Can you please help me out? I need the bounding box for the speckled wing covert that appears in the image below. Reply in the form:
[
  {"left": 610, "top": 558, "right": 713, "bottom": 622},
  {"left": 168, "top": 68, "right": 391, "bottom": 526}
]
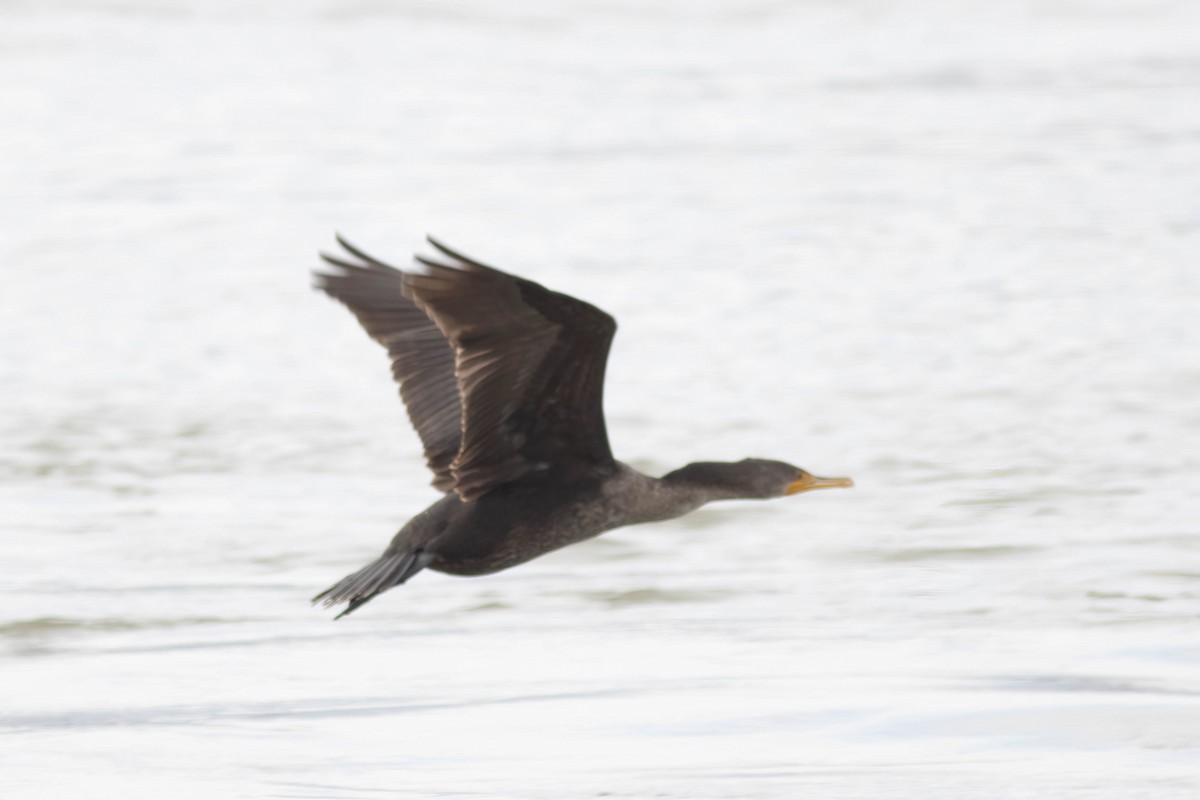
[{"left": 315, "top": 235, "right": 618, "bottom": 502}]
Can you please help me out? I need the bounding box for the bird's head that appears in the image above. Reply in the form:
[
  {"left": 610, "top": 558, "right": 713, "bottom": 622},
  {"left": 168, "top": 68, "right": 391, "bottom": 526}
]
[
  {"left": 748, "top": 458, "right": 854, "bottom": 498},
  {"left": 666, "top": 458, "right": 853, "bottom": 500}
]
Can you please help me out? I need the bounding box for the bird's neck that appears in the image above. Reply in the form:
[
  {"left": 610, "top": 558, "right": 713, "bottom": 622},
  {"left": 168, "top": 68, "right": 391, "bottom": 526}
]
[{"left": 610, "top": 462, "right": 755, "bottom": 528}]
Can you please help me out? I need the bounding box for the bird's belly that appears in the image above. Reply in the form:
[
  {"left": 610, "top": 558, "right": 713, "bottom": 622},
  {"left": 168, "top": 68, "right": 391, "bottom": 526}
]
[
  {"left": 426, "top": 558, "right": 511, "bottom": 577},
  {"left": 427, "top": 501, "right": 614, "bottom": 577}
]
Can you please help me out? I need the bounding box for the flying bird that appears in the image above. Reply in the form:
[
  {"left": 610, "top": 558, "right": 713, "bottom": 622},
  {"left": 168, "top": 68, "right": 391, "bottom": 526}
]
[{"left": 313, "top": 235, "right": 852, "bottom": 617}]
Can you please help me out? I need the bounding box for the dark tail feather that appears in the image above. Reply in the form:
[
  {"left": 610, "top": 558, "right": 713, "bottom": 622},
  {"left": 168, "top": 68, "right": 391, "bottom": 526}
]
[{"left": 312, "top": 549, "right": 433, "bottom": 619}]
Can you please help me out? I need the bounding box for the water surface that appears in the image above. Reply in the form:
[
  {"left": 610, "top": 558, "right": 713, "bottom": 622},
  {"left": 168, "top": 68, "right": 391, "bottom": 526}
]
[{"left": 2, "top": 1, "right": 1199, "bottom": 797}]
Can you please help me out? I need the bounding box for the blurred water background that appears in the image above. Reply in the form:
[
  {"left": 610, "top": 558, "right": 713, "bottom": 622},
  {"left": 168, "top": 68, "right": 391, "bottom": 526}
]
[{"left": 2, "top": 1, "right": 1199, "bottom": 797}]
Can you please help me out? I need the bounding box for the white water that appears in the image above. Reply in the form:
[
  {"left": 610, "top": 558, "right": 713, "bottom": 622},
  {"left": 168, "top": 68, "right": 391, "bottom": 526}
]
[{"left": 3, "top": 1, "right": 1199, "bottom": 797}]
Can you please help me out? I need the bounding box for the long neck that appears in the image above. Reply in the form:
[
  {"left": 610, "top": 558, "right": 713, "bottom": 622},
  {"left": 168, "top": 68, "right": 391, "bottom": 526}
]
[{"left": 616, "top": 462, "right": 756, "bottom": 527}]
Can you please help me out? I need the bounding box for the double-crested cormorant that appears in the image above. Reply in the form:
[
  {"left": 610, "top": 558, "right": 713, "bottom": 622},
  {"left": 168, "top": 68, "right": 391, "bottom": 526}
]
[{"left": 313, "top": 235, "right": 852, "bottom": 617}]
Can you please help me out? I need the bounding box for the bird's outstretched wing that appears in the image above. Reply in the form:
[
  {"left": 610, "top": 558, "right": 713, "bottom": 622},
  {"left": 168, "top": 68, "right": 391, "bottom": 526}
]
[
  {"left": 316, "top": 235, "right": 618, "bottom": 502},
  {"left": 316, "top": 236, "right": 461, "bottom": 492},
  {"left": 405, "top": 236, "right": 618, "bottom": 500}
]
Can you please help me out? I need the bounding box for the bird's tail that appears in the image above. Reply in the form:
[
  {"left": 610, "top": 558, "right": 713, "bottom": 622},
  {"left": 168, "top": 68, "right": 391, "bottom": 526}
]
[{"left": 312, "top": 549, "right": 433, "bottom": 619}]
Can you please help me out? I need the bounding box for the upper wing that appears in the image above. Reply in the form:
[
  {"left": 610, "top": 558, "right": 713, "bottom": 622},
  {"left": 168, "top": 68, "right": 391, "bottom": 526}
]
[
  {"left": 404, "top": 236, "right": 618, "bottom": 502},
  {"left": 315, "top": 236, "right": 461, "bottom": 492}
]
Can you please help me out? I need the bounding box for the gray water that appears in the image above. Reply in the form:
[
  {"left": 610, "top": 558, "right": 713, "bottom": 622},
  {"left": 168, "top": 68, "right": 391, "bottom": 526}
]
[{"left": 3, "top": 1, "right": 1199, "bottom": 797}]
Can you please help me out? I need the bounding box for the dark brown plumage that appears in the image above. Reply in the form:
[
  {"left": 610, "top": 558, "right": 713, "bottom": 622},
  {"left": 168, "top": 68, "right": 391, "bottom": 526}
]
[{"left": 312, "top": 235, "right": 852, "bottom": 618}]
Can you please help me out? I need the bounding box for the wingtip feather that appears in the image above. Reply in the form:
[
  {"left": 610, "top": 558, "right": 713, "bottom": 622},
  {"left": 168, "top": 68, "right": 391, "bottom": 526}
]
[{"left": 425, "top": 235, "right": 493, "bottom": 271}]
